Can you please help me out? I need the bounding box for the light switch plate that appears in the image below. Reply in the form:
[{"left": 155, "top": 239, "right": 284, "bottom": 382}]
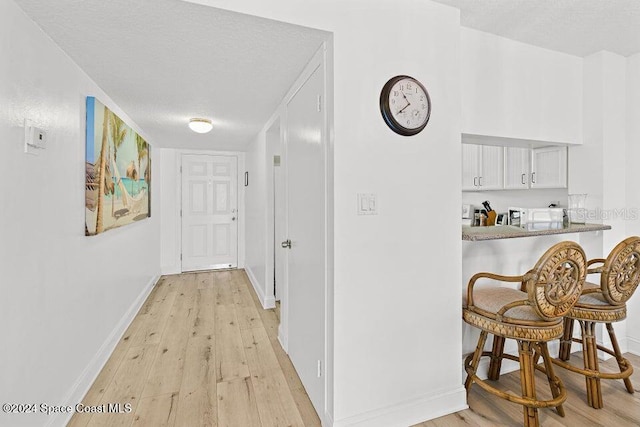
[
  {"left": 24, "top": 118, "right": 46, "bottom": 155},
  {"left": 357, "top": 193, "right": 377, "bottom": 215}
]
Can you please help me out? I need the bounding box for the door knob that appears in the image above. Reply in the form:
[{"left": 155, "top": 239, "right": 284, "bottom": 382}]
[
  {"left": 281, "top": 239, "right": 292, "bottom": 249},
  {"left": 231, "top": 217, "right": 236, "bottom": 221}
]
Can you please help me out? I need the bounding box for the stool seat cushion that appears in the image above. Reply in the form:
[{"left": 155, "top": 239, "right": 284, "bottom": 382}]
[
  {"left": 568, "top": 282, "right": 627, "bottom": 321},
  {"left": 464, "top": 287, "right": 564, "bottom": 341},
  {"left": 472, "top": 287, "right": 542, "bottom": 321}
]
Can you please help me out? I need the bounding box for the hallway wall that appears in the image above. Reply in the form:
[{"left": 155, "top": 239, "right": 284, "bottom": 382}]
[
  {"left": 625, "top": 53, "right": 640, "bottom": 354},
  {"left": 193, "top": 1, "right": 466, "bottom": 426},
  {"left": 0, "top": 2, "right": 161, "bottom": 426}
]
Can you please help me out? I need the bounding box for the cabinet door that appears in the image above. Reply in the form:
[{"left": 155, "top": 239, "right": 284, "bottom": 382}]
[
  {"left": 504, "top": 147, "right": 530, "bottom": 189},
  {"left": 461, "top": 144, "right": 480, "bottom": 191},
  {"left": 478, "top": 145, "right": 504, "bottom": 190},
  {"left": 531, "top": 146, "right": 567, "bottom": 189}
]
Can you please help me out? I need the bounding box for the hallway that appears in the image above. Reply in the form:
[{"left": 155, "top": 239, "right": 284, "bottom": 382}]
[{"left": 68, "top": 270, "right": 320, "bottom": 427}]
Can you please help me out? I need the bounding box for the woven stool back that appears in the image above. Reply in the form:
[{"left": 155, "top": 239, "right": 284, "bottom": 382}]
[
  {"left": 599, "top": 236, "right": 640, "bottom": 305},
  {"left": 524, "top": 242, "right": 587, "bottom": 321}
]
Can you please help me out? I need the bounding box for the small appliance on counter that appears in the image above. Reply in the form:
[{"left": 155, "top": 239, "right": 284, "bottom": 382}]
[
  {"left": 508, "top": 207, "right": 565, "bottom": 230},
  {"left": 462, "top": 204, "right": 473, "bottom": 226}
]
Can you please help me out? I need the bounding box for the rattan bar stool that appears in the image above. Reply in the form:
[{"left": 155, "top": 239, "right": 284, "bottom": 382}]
[
  {"left": 554, "top": 236, "right": 640, "bottom": 409},
  {"left": 463, "top": 241, "right": 587, "bottom": 427}
]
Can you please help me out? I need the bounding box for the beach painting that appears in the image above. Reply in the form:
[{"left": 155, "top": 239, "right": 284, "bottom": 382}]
[{"left": 85, "top": 97, "right": 151, "bottom": 236}]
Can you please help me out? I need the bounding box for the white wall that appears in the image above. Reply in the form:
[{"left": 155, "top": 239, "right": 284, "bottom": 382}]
[
  {"left": 626, "top": 53, "right": 640, "bottom": 354},
  {"left": 461, "top": 28, "right": 583, "bottom": 144},
  {"left": 187, "top": 1, "right": 466, "bottom": 425},
  {"left": 160, "top": 148, "right": 180, "bottom": 273},
  {"left": 0, "top": 2, "right": 161, "bottom": 426},
  {"left": 244, "top": 132, "right": 269, "bottom": 303},
  {"left": 569, "top": 51, "right": 631, "bottom": 355},
  {"left": 244, "top": 117, "right": 281, "bottom": 308}
]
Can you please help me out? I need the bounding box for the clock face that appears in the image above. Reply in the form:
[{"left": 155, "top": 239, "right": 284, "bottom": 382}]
[{"left": 380, "top": 75, "right": 431, "bottom": 136}]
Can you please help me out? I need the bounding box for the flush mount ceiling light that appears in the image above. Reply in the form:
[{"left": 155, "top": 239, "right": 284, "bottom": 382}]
[{"left": 188, "top": 118, "right": 213, "bottom": 134}]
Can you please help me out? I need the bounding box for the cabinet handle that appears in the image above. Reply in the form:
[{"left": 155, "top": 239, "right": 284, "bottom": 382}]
[
  {"left": 521, "top": 173, "right": 526, "bottom": 185},
  {"left": 473, "top": 177, "right": 478, "bottom": 187},
  {"left": 478, "top": 176, "right": 483, "bottom": 186},
  {"left": 531, "top": 172, "right": 536, "bottom": 183}
]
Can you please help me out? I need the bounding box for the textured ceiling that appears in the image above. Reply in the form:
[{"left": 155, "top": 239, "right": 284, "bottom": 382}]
[
  {"left": 432, "top": 0, "right": 640, "bottom": 57},
  {"left": 14, "top": 0, "right": 328, "bottom": 150}
]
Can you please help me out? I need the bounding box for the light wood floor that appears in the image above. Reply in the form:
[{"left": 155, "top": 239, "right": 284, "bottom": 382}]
[
  {"left": 70, "top": 270, "right": 640, "bottom": 426},
  {"left": 68, "top": 270, "right": 320, "bottom": 427},
  {"left": 416, "top": 351, "right": 640, "bottom": 427}
]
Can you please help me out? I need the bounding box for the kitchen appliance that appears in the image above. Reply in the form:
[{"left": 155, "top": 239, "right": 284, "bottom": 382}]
[
  {"left": 568, "top": 194, "right": 587, "bottom": 224},
  {"left": 462, "top": 204, "right": 473, "bottom": 226},
  {"left": 508, "top": 207, "right": 565, "bottom": 230}
]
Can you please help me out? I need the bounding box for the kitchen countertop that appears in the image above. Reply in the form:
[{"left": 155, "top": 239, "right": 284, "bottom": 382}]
[{"left": 462, "top": 223, "right": 611, "bottom": 241}]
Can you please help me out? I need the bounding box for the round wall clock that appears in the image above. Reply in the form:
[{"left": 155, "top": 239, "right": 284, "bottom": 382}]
[{"left": 379, "top": 75, "right": 432, "bottom": 136}]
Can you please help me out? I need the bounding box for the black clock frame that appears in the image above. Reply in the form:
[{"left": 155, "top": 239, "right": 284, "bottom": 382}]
[{"left": 379, "top": 75, "right": 431, "bottom": 136}]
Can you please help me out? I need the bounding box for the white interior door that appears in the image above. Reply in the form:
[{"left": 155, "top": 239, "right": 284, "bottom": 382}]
[
  {"left": 181, "top": 155, "right": 238, "bottom": 271},
  {"left": 284, "top": 63, "right": 325, "bottom": 414}
]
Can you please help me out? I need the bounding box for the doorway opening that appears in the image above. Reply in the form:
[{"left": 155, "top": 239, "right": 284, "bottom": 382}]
[
  {"left": 181, "top": 154, "right": 239, "bottom": 272},
  {"left": 266, "top": 119, "right": 283, "bottom": 319}
]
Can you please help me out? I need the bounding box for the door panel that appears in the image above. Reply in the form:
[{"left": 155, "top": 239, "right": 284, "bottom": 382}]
[
  {"left": 285, "top": 63, "right": 325, "bottom": 414},
  {"left": 182, "top": 155, "right": 238, "bottom": 271}
]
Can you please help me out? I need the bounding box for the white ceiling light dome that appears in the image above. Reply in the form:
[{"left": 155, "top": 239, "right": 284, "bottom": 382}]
[{"left": 189, "top": 118, "right": 213, "bottom": 134}]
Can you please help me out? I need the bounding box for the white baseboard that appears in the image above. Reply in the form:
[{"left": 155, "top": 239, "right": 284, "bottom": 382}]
[
  {"left": 628, "top": 337, "right": 640, "bottom": 355},
  {"left": 323, "top": 410, "right": 334, "bottom": 427},
  {"left": 161, "top": 264, "right": 181, "bottom": 275},
  {"left": 332, "top": 387, "right": 467, "bottom": 427},
  {"left": 244, "top": 266, "right": 275, "bottom": 309},
  {"left": 48, "top": 274, "right": 160, "bottom": 427}
]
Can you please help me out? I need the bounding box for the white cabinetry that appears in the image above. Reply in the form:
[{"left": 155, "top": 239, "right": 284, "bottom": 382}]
[
  {"left": 462, "top": 143, "right": 567, "bottom": 191},
  {"left": 462, "top": 144, "right": 504, "bottom": 191},
  {"left": 504, "top": 147, "right": 530, "bottom": 189},
  {"left": 531, "top": 146, "right": 567, "bottom": 189}
]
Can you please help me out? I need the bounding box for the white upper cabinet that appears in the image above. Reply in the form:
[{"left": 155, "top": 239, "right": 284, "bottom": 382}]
[
  {"left": 462, "top": 143, "right": 567, "bottom": 192},
  {"left": 462, "top": 144, "right": 480, "bottom": 191},
  {"left": 531, "top": 146, "right": 567, "bottom": 189},
  {"left": 504, "top": 147, "right": 530, "bottom": 189},
  {"left": 462, "top": 144, "right": 504, "bottom": 191},
  {"left": 479, "top": 145, "right": 504, "bottom": 190}
]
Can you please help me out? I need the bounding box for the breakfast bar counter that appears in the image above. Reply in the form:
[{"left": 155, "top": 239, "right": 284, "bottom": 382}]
[{"left": 462, "top": 223, "right": 611, "bottom": 241}]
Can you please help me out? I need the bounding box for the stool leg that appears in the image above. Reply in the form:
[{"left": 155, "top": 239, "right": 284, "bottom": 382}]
[
  {"left": 488, "top": 335, "right": 505, "bottom": 381},
  {"left": 518, "top": 340, "right": 539, "bottom": 427},
  {"left": 581, "top": 320, "right": 603, "bottom": 409},
  {"left": 606, "top": 323, "right": 635, "bottom": 394},
  {"left": 559, "top": 318, "right": 574, "bottom": 361},
  {"left": 465, "top": 330, "right": 488, "bottom": 390},
  {"left": 539, "top": 342, "right": 565, "bottom": 417}
]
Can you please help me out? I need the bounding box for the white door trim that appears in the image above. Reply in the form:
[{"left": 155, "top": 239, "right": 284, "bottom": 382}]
[{"left": 177, "top": 150, "right": 245, "bottom": 272}]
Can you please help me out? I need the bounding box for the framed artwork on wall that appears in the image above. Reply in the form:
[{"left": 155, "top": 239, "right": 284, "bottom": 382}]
[{"left": 85, "top": 96, "right": 151, "bottom": 236}]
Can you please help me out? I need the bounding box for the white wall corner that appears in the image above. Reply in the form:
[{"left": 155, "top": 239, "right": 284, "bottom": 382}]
[
  {"left": 628, "top": 337, "right": 640, "bottom": 356},
  {"left": 244, "top": 267, "right": 275, "bottom": 309},
  {"left": 332, "top": 387, "right": 467, "bottom": 427},
  {"left": 47, "top": 275, "right": 160, "bottom": 427}
]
